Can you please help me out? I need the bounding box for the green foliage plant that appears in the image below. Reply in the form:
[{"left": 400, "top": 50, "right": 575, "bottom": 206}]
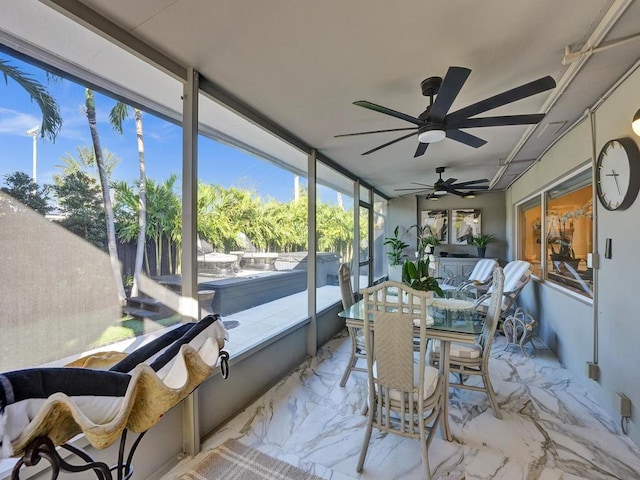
[
  {"left": 471, "top": 233, "right": 496, "bottom": 247},
  {"left": 383, "top": 225, "right": 410, "bottom": 266},
  {"left": 410, "top": 223, "right": 441, "bottom": 258},
  {"left": 1, "top": 171, "right": 51, "bottom": 215},
  {"left": 401, "top": 257, "right": 444, "bottom": 297}
]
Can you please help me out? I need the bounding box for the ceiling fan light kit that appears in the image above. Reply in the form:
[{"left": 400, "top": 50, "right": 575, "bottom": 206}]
[{"left": 418, "top": 126, "right": 446, "bottom": 143}]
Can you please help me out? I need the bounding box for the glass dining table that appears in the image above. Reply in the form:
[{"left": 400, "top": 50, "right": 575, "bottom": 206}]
[{"left": 338, "top": 290, "right": 482, "bottom": 441}]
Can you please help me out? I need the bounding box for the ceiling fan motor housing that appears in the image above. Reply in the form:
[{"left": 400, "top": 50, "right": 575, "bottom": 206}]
[{"left": 421, "top": 76, "right": 443, "bottom": 97}]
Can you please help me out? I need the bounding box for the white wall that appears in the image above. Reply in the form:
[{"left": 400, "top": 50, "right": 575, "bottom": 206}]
[{"left": 509, "top": 64, "right": 640, "bottom": 445}]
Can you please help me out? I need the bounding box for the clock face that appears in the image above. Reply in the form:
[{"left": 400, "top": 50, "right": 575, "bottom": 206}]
[{"left": 596, "top": 138, "right": 640, "bottom": 211}]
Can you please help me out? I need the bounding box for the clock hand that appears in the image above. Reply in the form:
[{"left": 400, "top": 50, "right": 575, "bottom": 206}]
[{"left": 606, "top": 170, "right": 621, "bottom": 194}]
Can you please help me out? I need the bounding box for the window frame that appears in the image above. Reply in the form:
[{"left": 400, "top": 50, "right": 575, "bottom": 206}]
[{"left": 515, "top": 163, "right": 594, "bottom": 302}]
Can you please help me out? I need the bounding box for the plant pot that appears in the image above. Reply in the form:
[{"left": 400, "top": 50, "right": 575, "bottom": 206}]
[
  {"left": 388, "top": 265, "right": 403, "bottom": 282},
  {"left": 476, "top": 247, "right": 486, "bottom": 258}
]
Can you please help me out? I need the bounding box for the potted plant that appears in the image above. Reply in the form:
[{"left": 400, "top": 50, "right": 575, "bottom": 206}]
[
  {"left": 421, "top": 233, "right": 441, "bottom": 255},
  {"left": 472, "top": 233, "right": 496, "bottom": 258},
  {"left": 409, "top": 224, "right": 441, "bottom": 258},
  {"left": 384, "top": 225, "right": 409, "bottom": 281},
  {"left": 401, "top": 257, "right": 444, "bottom": 297}
]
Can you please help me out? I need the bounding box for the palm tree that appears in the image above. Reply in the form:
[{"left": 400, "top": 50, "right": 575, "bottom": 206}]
[
  {"left": 53, "top": 146, "right": 119, "bottom": 185},
  {"left": 85, "top": 88, "right": 126, "bottom": 304},
  {"left": 110, "top": 103, "right": 147, "bottom": 297},
  {"left": 0, "top": 59, "right": 62, "bottom": 141}
]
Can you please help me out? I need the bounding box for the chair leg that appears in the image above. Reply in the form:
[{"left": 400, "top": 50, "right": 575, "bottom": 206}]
[
  {"left": 483, "top": 370, "right": 502, "bottom": 420},
  {"left": 356, "top": 416, "right": 374, "bottom": 472},
  {"left": 339, "top": 354, "right": 356, "bottom": 387},
  {"left": 418, "top": 423, "right": 432, "bottom": 480},
  {"left": 340, "top": 331, "right": 359, "bottom": 387}
]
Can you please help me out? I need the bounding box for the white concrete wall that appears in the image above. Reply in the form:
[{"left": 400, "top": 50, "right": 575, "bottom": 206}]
[{"left": 509, "top": 64, "right": 640, "bottom": 445}]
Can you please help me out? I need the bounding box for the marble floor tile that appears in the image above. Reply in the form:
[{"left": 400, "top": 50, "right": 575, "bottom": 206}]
[{"left": 165, "top": 334, "right": 640, "bottom": 480}]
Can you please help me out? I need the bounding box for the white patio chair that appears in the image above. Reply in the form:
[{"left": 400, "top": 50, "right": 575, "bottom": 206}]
[
  {"left": 441, "top": 258, "right": 497, "bottom": 296},
  {"left": 475, "top": 260, "right": 532, "bottom": 322}
]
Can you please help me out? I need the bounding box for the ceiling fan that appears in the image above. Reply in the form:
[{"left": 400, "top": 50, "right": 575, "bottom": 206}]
[
  {"left": 394, "top": 166, "right": 489, "bottom": 198},
  {"left": 335, "top": 66, "right": 556, "bottom": 157}
]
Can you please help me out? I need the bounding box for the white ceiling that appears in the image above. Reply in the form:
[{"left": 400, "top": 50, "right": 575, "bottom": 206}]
[{"left": 40, "top": 0, "right": 640, "bottom": 197}]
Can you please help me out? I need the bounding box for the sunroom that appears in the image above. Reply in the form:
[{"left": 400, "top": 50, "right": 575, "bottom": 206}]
[{"left": 1, "top": 1, "right": 640, "bottom": 479}]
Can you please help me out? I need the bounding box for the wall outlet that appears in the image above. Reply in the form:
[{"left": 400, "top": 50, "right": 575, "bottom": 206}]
[
  {"left": 586, "top": 362, "right": 600, "bottom": 380},
  {"left": 617, "top": 392, "right": 632, "bottom": 418}
]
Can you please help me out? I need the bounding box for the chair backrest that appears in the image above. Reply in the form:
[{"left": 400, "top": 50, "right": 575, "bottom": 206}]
[
  {"left": 361, "top": 281, "right": 433, "bottom": 399},
  {"left": 482, "top": 260, "right": 531, "bottom": 311},
  {"left": 479, "top": 267, "right": 505, "bottom": 357},
  {"left": 338, "top": 263, "right": 356, "bottom": 310},
  {"left": 501, "top": 260, "right": 532, "bottom": 294},
  {"left": 468, "top": 258, "right": 498, "bottom": 283}
]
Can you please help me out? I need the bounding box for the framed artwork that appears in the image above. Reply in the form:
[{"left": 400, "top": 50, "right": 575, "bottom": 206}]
[
  {"left": 451, "top": 209, "right": 481, "bottom": 245},
  {"left": 420, "top": 209, "right": 448, "bottom": 244}
]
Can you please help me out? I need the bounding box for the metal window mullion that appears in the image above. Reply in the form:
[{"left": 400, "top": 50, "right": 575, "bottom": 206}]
[
  {"left": 307, "top": 150, "right": 317, "bottom": 356},
  {"left": 353, "top": 180, "right": 360, "bottom": 293},
  {"left": 181, "top": 67, "right": 199, "bottom": 457}
]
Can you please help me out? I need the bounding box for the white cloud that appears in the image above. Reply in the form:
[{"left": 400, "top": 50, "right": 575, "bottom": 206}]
[{"left": 0, "top": 108, "right": 40, "bottom": 136}]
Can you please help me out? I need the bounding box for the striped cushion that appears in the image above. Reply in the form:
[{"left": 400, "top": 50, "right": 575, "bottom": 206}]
[
  {"left": 480, "top": 260, "right": 531, "bottom": 308},
  {"left": 470, "top": 259, "right": 497, "bottom": 283}
]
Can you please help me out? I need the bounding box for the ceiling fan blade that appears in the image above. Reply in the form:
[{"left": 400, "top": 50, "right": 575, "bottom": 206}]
[
  {"left": 362, "top": 130, "right": 420, "bottom": 155},
  {"left": 413, "top": 141, "right": 429, "bottom": 158},
  {"left": 453, "top": 113, "right": 546, "bottom": 129},
  {"left": 442, "top": 177, "right": 458, "bottom": 186},
  {"left": 429, "top": 66, "right": 471, "bottom": 123},
  {"left": 452, "top": 184, "right": 489, "bottom": 191},
  {"left": 445, "top": 75, "right": 556, "bottom": 125},
  {"left": 399, "top": 182, "right": 436, "bottom": 190},
  {"left": 354, "top": 100, "right": 423, "bottom": 126},
  {"left": 446, "top": 129, "right": 487, "bottom": 148},
  {"left": 394, "top": 186, "right": 433, "bottom": 191},
  {"left": 448, "top": 113, "right": 545, "bottom": 128},
  {"left": 334, "top": 126, "right": 418, "bottom": 138},
  {"left": 410, "top": 182, "right": 433, "bottom": 187},
  {"left": 452, "top": 179, "right": 490, "bottom": 187}
]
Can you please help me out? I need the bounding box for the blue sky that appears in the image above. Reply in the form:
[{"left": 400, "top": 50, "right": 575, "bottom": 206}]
[{"left": 0, "top": 51, "right": 305, "bottom": 203}]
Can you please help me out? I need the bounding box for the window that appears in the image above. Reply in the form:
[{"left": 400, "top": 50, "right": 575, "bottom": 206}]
[
  {"left": 545, "top": 169, "right": 593, "bottom": 297},
  {"left": 372, "top": 193, "right": 387, "bottom": 284},
  {"left": 519, "top": 197, "right": 543, "bottom": 277},
  {"left": 517, "top": 167, "right": 593, "bottom": 298},
  {"left": 316, "top": 162, "right": 354, "bottom": 311}
]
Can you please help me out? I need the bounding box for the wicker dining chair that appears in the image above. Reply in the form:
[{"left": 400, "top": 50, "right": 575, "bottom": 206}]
[
  {"left": 357, "top": 281, "right": 442, "bottom": 479},
  {"left": 430, "top": 267, "right": 505, "bottom": 419},
  {"left": 338, "top": 263, "right": 367, "bottom": 387}
]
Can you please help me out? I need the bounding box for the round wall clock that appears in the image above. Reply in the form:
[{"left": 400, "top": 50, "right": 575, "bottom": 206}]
[{"left": 596, "top": 137, "right": 640, "bottom": 211}]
